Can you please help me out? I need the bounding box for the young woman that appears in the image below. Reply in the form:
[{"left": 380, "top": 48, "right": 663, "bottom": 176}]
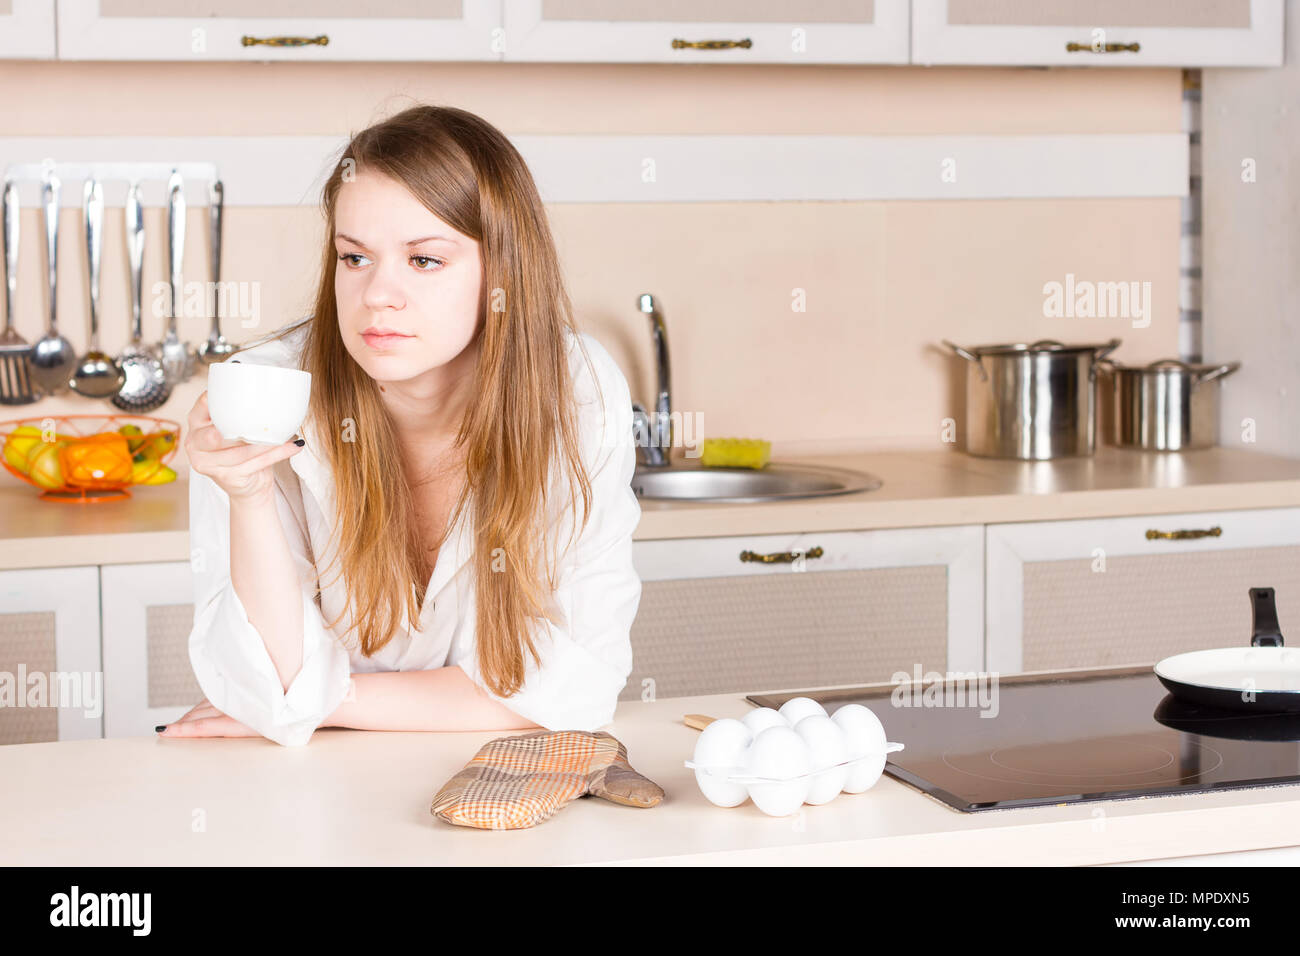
[{"left": 161, "top": 105, "right": 642, "bottom": 746}]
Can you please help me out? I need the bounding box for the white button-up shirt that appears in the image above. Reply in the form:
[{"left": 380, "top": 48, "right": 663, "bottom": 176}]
[{"left": 187, "top": 321, "right": 642, "bottom": 746}]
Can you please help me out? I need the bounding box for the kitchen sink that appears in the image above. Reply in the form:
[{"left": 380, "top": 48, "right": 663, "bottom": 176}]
[
  {"left": 630, "top": 461, "right": 882, "bottom": 502},
  {"left": 624, "top": 294, "right": 881, "bottom": 502}
]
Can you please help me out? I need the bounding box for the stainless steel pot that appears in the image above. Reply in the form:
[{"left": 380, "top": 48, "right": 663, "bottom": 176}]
[
  {"left": 1103, "top": 357, "right": 1240, "bottom": 451},
  {"left": 942, "top": 338, "right": 1120, "bottom": 460}
]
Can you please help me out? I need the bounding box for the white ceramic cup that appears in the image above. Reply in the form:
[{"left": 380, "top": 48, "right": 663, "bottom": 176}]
[{"left": 207, "top": 360, "right": 311, "bottom": 445}]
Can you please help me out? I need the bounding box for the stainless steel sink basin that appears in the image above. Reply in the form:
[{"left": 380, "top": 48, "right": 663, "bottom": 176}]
[{"left": 630, "top": 461, "right": 882, "bottom": 502}]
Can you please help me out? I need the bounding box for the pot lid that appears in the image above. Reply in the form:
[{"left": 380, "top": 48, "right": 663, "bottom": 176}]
[
  {"left": 1106, "top": 356, "right": 1229, "bottom": 371},
  {"left": 949, "top": 337, "right": 1121, "bottom": 357},
  {"left": 1103, "top": 357, "right": 1242, "bottom": 385}
]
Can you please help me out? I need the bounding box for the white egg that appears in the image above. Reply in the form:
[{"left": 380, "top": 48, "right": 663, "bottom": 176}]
[
  {"left": 831, "top": 703, "right": 888, "bottom": 759},
  {"left": 744, "top": 725, "right": 812, "bottom": 816},
  {"left": 793, "top": 715, "right": 850, "bottom": 804},
  {"left": 740, "top": 707, "right": 788, "bottom": 737},
  {"left": 692, "top": 718, "right": 752, "bottom": 808},
  {"left": 842, "top": 752, "right": 888, "bottom": 794},
  {"left": 778, "top": 696, "right": 827, "bottom": 727}
]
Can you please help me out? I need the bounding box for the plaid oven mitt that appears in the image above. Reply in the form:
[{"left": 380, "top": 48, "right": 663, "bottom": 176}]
[{"left": 431, "top": 729, "right": 664, "bottom": 829}]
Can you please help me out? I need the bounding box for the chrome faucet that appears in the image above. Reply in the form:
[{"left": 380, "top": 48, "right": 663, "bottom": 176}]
[{"left": 631, "top": 293, "right": 672, "bottom": 467}]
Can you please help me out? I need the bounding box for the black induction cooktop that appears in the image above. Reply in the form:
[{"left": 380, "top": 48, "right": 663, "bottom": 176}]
[{"left": 748, "top": 665, "right": 1300, "bottom": 812}]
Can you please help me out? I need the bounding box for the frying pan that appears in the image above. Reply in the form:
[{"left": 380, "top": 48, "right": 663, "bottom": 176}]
[
  {"left": 1153, "top": 693, "right": 1300, "bottom": 741},
  {"left": 1155, "top": 587, "right": 1300, "bottom": 713}
]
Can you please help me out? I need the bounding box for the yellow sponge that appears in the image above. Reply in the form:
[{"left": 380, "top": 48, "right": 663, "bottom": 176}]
[{"left": 699, "top": 437, "right": 771, "bottom": 469}]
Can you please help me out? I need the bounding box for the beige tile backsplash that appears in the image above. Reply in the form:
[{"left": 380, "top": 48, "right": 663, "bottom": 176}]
[{"left": 0, "top": 61, "right": 1182, "bottom": 473}]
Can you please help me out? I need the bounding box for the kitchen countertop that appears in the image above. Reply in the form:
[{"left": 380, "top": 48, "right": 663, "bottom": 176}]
[
  {"left": 3, "top": 445, "right": 1300, "bottom": 569},
  {"left": 4, "top": 680, "right": 1300, "bottom": 866}
]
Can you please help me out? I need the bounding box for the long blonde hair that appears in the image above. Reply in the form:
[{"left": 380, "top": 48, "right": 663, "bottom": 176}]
[{"left": 237, "top": 105, "right": 597, "bottom": 699}]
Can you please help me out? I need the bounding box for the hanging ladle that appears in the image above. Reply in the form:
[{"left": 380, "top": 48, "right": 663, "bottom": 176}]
[
  {"left": 198, "top": 179, "right": 234, "bottom": 365},
  {"left": 152, "top": 169, "right": 192, "bottom": 385},
  {"left": 70, "top": 177, "right": 126, "bottom": 398},
  {"left": 112, "top": 181, "right": 170, "bottom": 412},
  {"left": 28, "top": 171, "right": 78, "bottom": 395}
]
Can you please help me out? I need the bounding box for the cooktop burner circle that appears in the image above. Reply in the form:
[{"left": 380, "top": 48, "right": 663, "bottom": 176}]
[{"left": 941, "top": 736, "right": 1224, "bottom": 788}]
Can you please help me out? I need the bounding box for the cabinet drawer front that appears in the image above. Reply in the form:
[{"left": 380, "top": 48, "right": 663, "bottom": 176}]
[
  {"left": 56, "top": 0, "right": 503, "bottom": 61},
  {"left": 0, "top": 611, "right": 59, "bottom": 744},
  {"left": 624, "top": 564, "right": 949, "bottom": 701},
  {"left": 504, "top": 0, "right": 911, "bottom": 64},
  {"left": 628, "top": 524, "right": 984, "bottom": 698},
  {"left": 101, "top": 562, "right": 199, "bottom": 737},
  {"left": 0, "top": 0, "right": 56, "bottom": 58},
  {"left": 144, "top": 604, "right": 203, "bottom": 709},
  {"left": 911, "top": 0, "right": 1283, "bottom": 67},
  {"left": 634, "top": 525, "right": 980, "bottom": 579},
  {"left": 0, "top": 566, "right": 102, "bottom": 743},
  {"left": 1020, "top": 544, "right": 1300, "bottom": 672},
  {"left": 990, "top": 507, "right": 1300, "bottom": 561},
  {"left": 987, "top": 507, "right": 1300, "bottom": 673}
]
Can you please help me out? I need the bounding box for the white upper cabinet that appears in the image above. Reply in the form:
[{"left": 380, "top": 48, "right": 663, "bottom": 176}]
[
  {"left": 912, "top": 0, "right": 1283, "bottom": 67},
  {"left": 55, "top": 0, "right": 503, "bottom": 61},
  {"left": 502, "top": 0, "right": 911, "bottom": 64},
  {"left": 30, "top": 1, "right": 1289, "bottom": 66},
  {"left": 0, "top": 0, "right": 55, "bottom": 58}
]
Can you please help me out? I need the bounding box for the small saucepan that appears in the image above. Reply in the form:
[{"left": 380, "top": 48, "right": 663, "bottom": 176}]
[
  {"left": 1101, "top": 357, "right": 1241, "bottom": 451},
  {"left": 1155, "top": 587, "right": 1300, "bottom": 713}
]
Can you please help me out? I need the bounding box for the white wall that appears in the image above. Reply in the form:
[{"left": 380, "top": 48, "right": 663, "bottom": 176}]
[{"left": 1203, "top": 0, "right": 1300, "bottom": 457}]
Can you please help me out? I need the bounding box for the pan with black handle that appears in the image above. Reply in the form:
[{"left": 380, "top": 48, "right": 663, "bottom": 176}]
[{"left": 1155, "top": 587, "right": 1300, "bottom": 713}]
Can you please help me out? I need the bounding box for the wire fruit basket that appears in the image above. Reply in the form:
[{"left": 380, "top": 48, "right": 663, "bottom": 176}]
[{"left": 0, "top": 414, "right": 181, "bottom": 503}]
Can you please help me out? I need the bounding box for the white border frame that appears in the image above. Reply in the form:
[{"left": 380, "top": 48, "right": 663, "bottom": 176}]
[
  {"left": 55, "top": 0, "right": 503, "bottom": 61},
  {"left": 504, "top": 0, "right": 910, "bottom": 64},
  {"left": 0, "top": 0, "right": 56, "bottom": 58},
  {"left": 0, "top": 565, "right": 102, "bottom": 741},
  {"left": 911, "top": 0, "right": 1283, "bottom": 67},
  {"left": 100, "top": 560, "right": 195, "bottom": 737},
  {"left": 986, "top": 506, "right": 1300, "bottom": 673},
  {"left": 634, "top": 524, "right": 985, "bottom": 673}
]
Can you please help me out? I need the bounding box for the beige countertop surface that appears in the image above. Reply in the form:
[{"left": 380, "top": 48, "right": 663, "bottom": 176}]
[
  {"left": 3, "top": 683, "right": 1300, "bottom": 866},
  {"left": 4, "top": 445, "right": 1300, "bottom": 570}
]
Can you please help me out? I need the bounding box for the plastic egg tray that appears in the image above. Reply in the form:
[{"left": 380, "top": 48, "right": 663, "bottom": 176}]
[{"left": 685, "top": 697, "right": 904, "bottom": 817}]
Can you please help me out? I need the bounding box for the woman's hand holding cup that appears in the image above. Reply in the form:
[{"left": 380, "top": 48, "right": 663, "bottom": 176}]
[
  {"left": 188, "top": 358, "right": 313, "bottom": 503},
  {"left": 185, "top": 390, "right": 304, "bottom": 504}
]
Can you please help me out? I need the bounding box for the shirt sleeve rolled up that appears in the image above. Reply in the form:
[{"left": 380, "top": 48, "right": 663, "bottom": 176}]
[{"left": 186, "top": 468, "right": 353, "bottom": 747}]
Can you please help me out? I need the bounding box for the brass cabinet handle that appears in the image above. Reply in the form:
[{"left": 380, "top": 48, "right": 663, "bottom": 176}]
[
  {"left": 241, "top": 35, "right": 329, "bottom": 47},
  {"left": 672, "top": 38, "right": 752, "bottom": 50},
  {"left": 1145, "top": 526, "right": 1222, "bottom": 541},
  {"left": 1065, "top": 41, "right": 1140, "bottom": 53},
  {"left": 739, "top": 545, "right": 824, "bottom": 564}
]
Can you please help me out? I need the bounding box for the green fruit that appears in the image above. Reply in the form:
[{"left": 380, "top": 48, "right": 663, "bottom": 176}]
[
  {"left": 118, "top": 424, "right": 145, "bottom": 453},
  {"left": 26, "top": 441, "right": 66, "bottom": 490},
  {"left": 3, "top": 426, "right": 43, "bottom": 473},
  {"left": 138, "top": 430, "right": 177, "bottom": 460}
]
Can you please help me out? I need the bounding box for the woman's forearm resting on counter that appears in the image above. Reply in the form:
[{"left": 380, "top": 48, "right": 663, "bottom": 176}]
[
  {"left": 224, "top": 490, "right": 541, "bottom": 735},
  {"left": 229, "top": 492, "right": 305, "bottom": 690},
  {"left": 321, "top": 666, "right": 542, "bottom": 733}
]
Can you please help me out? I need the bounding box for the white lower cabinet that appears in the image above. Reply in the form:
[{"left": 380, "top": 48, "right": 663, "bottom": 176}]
[
  {"left": 986, "top": 507, "right": 1300, "bottom": 674},
  {"left": 100, "top": 561, "right": 200, "bottom": 738},
  {"left": 626, "top": 524, "right": 984, "bottom": 701},
  {"left": 0, "top": 566, "right": 102, "bottom": 744},
  {"left": 9, "top": 503, "right": 1300, "bottom": 741}
]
